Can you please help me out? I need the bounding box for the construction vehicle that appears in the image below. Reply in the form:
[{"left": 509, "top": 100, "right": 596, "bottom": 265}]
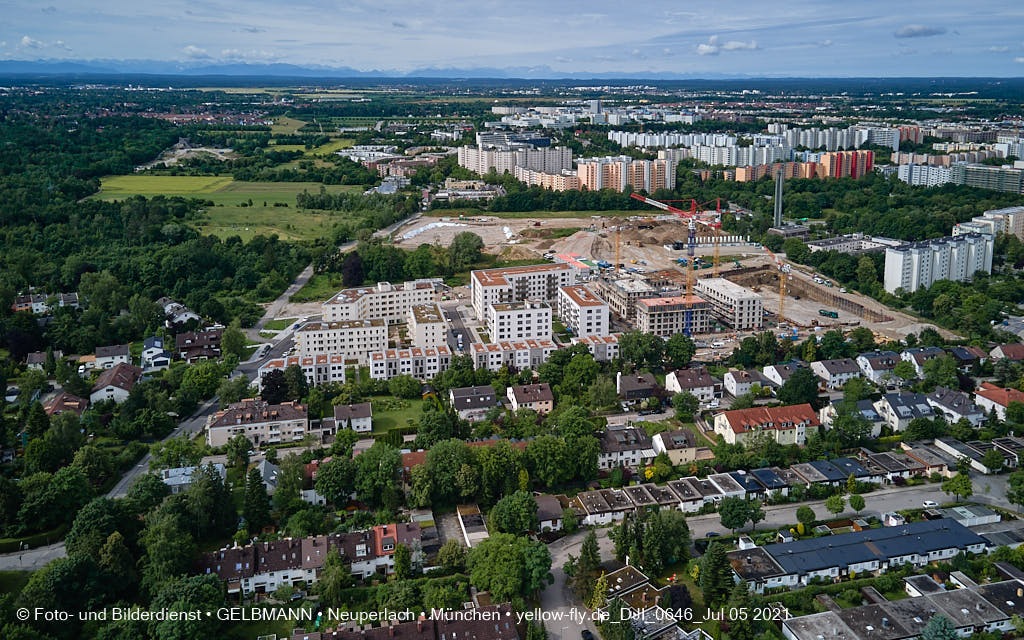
[{"left": 819, "top": 309, "right": 839, "bottom": 318}]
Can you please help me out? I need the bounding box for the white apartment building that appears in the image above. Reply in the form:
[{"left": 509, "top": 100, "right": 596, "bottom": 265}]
[
  {"left": 953, "top": 205, "right": 1024, "bottom": 241},
  {"left": 557, "top": 285, "right": 609, "bottom": 337},
  {"left": 206, "top": 398, "right": 309, "bottom": 448},
  {"left": 470, "top": 339, "right": 558, "bottom": 372},
  {"left": 471, "top": 263, "right": 575, "bottom": 320},
  {"left": 635, "top": 295, "right": 713, "bottom": 337},
  {"left": 408, "top": 303, "right": 447, "bottom": 348},
  {"left": 576, "top": 155, "right": 676, "bottom": 192},
  {"left": 295, "top": 319, "right": 387, "bottom": 360},
  {"left": 321, "top": 280, "right": 441, "bottom": 323},
  {"left": 487, "top": 300, "right": 552, "bottom": 342},
  {"left": 694, "top": 278, "right": 763, "bottom": 330},
  {"left": 883, "top": 233, "right": 994, "bottom": 294},
  {"left": 572, "top": 334, "right": 621, "bottom": 361},
  {"left": 897, "top": 163, "right": 953, "bottom": 187},
  {"left": 257, "top": 354, "right": 349, "bottom": 388},
  {"left": 457, "top": 145, "right": 572, "bottom": 175},
  {"left": 368, "top": 346, "right": 452, "bottom": 381}
]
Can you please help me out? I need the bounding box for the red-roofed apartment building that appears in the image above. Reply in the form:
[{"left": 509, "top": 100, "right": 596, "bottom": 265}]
[
  {"left": 712, "top": 403, "right": 818, "bottom": 446},
  {"left": 975, "top": 382, "right": 1024, "bottom": 421}
]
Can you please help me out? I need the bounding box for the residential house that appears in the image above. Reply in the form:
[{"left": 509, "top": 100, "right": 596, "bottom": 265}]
[
  {"left": 331, "top": 403, "right": 373, "bottom": 433},
  {"left": 948, "top": 345, "right": 988, "bottom": 372},
  {"left": 810, "top": 358, "right": 861, "bottom": 390},
  {"left": 900, "top": 346, "right": 945, "bottom": 377},
  {"left": 176, "top": 328, "right": 223, "bottom": 363},
  {"left": 90, "top": 363, "right": 142, "bottom": 404},
  {"left": 874, "top": 392, "right": 935, "bottom": 432},
  {"left": 819, "top": 399, "right": 886, "bottom": 438},
  {"left": 575, "top": 488, "right": 632, "bottom": 525},
  {"left": 507, "top": 383, "right": 554, "bottom": 414},
  {"left": 665, "top": 367, "right": 721, "bottom": 403},
  {"left": 723, "top": 369, "right": 775, "bottom": 397},
  {"left": 95, "top": 344, "right": 130, "bottom": 369},
  {"left": 728, "top": 471, "right": 766, "bottom": 500},
  {"left": 616, "top": 372, "right": 659, "bottom": 407},
  {"left": 535, "top": 494, "right": 564, "bottom": 532},
  {"left": 157, "top": 297, "right": 201, "bottom": 326},
  {"left": 856, "top": 350, "right": 900, "bottom": 383},
  {"left": 141, "top": 336, "right": 172, "bottom": 370},
  {"left": 712, "top": 404, "right": 818, "bottom": 446},
  {"left": 927, "top": 386, "right": 986, "bottom": 426},
  {"left": 25, "top": 350, "right": 61, "bottom": 371},
  {"left": 162, "top": 464, "right": 226, "bottom": 494},
  {"left": 449, "top": 385, "right": 500, "bottom": 422},
  {"left": 43, "top": 392, "right": 88, "bottom": 417},
  {"left": 761, "top": 362, "right": 808, "bottom": 387},
  {"left": 829, "top": 456, "right": 881, "bottom": 484},
  {"left": 255, "top": 460, "right": 279, "bottom": 494},
  {"left": 597, "top": 426, "right": 656, "bottom": 470},
  {"left": 652, "top": 429, "right": 702, "bottom": 465},
  {"left": 666, "top": 478, "right": 704, "bottom": 512},
  {"left": 990, "top": 343, "right": 1024, "bottom": 362},
  {"left": 750, "top": 467, "right": 789, "bottom": 497},
  {"left": 206, "top": 398, "right": 310, "bottom": 447},
  {"left": 975, "top": 382, "right": 1024, "bottom": 421}
]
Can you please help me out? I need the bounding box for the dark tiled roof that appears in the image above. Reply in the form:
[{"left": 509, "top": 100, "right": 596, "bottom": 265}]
[
  {"left": 450, "top": 385, "right": 499, "bottom": 411},
  {"left": 333, "top": 402, "right": 372, "bottom": 421},
  {"left": 91, "top": 363, "right": 142, "bottom": 393}
]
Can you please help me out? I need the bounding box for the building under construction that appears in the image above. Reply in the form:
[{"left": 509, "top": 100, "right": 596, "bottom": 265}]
[
  {"left": 635, "top": 295, "right": 712, "bottom": 337},
  {"left": 694, "top": 277, "right": 764, "bottom": 330}
]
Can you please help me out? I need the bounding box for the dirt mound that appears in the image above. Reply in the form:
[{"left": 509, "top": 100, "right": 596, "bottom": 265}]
[{"left": 500, "top": 245, "right": 543, "bottom": 261}]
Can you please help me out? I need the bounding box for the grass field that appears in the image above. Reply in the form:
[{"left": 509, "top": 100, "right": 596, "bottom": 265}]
[
  {"left": 93, "top": 176, "right": 365, "bottom": 241},
  {"left": 270, "top": 116, "right": 308, "bottom": 135},
  {"left": 425, "top": 208, "right": 638, "bottom": 219},
  {"left": 291, "top": 273, "right": 347, "bottom": 302},
  {"left": 263, "top": 318, "right": 298, "bottom": 331},
  {"left": 268, "top": 143, "right": 306, "bottom": 152},
  {"left": 372, "top": 397, "right": 425, "bottom": 432},
  {"left": 308, "top": 138, "right": 354, "bottom": 154}
]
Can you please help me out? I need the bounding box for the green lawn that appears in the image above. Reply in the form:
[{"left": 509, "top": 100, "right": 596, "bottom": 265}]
[
  {"left": 270, "top": 116, "right": 308, "bottom": 135},
  {"left": 291, "top": 273, "right": 347, "bottom": 303},
  {"left": 96, "top": 174, "right": 235, "bottom": 196},
  {"left": 372, "top": 397, "right": 425, "bottom": 433},
  {"left": 263, "top": 318, "right": 298, "bottom": 331},
  {"left": 425, "top": 209, "right": 639, "bottom": 219},
  {"left": 308, "top": 138, "right": 355, "bottom": 154}
]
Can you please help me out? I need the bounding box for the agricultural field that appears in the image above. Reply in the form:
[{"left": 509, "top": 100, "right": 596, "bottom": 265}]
[
  {"left": 92, "top": 176, "right": 365, "bottom": 241},
  {"left": 270, "top": 116, "right": 308, "bottom": 135}
]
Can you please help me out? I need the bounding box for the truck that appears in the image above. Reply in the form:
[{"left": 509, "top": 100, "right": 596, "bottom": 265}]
[{"left": 818, "top": 309, "right": 839, "bottom": 318}]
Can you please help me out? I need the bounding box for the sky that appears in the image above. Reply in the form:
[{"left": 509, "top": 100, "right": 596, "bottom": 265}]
[{"left": 2, "top": 0, "right": 1024, "bottom": 76}]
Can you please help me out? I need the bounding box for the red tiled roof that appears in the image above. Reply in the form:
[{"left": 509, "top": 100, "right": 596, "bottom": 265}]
[
  {"left": 721, "top": 403, "right": 819, "bottom": 434},
  {"left": 976, "top": 382, "right": 1024, "bottom": 408}
]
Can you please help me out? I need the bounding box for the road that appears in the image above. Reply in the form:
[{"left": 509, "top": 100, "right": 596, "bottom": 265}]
[
  {"left": 247, "top": 264, "right": 315, "bottom": 338},
  {"left": 543, "top": 528, "right": 615, "bottom": 640}
]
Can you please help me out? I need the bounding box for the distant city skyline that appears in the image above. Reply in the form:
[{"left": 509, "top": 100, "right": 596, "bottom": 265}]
[{"left": 2, "top": 1, "right": 1024, "bottom": 77}]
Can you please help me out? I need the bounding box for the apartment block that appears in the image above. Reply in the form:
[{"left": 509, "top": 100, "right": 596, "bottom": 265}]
[
  {"left": 635, "top": 295, "right": 712, "bottom": 337},
  {"left": 470, "top": 339, "right": 558, "bottom": 372},
  {"left": 883, "top": 233, "right": 994, "bottom": 294},
  {"left": 513, "top": 166, "right": 581, "bottom": 191},
  {"left": 954, "top": 205, "right": 1024, "bottom": 240},
  {"left": 572, "top": 334, "right": 621, "bottom": 361},
  {"left": 897, "top": 163, "right": 952, "bottom": 186},
  {"left": 258, "top": 354, "right": 350, "bottom": 388},
  {"left": 470, "top": 263, "right": 574, "bottom": 320},
  {"left": 368, "top": 346, "right": 452, "bottom": 381},
  {"left": 295, "top": 319, "right": 387, "bottom": 360},
  {"left": 597, "top": 277, "right": 658, "bottom": 321},
  {"left": 557, "top": 285, "right": 609, "bottom": 337},
  {"left": 818, "top": 150, "right": 873, "bottom": 178},
  {"left": 321, "top": 280, "right": 441, "bottom": 323},
  {"left": 487, "top": 300, "right": 552, "bottom": 342},
  {"left": 694, "top": 278, "right": 763, "bottom": 330},
  {"left": 951, "top": 163, "right": 1024, "bottom": 194},
  {"left": 408, "top": 303, "right": 447, "bottom": 348},
  {"left": 576, "top": 156, "right": 676, "bottom": 192},
  {"left": 712, "top": 404, "right": 817, "bottom": 446},
  {"left": 206, "top": 398, "right": 309, "bottom": 448},
  {"left": 457, "top": 144, "right": 572, "bottom": 175}
]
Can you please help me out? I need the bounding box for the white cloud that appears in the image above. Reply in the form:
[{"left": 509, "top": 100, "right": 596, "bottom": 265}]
[
  {"left": 821, "top": 40, "right": 833, "bottom": 47},
  {"left": 696, "top": 35, "right": 758, "bottom": 56},
  {"left": 697, "top": 35, "right": 720, "bottom": 56},
  {"left": 721, "top": 39, "right": 758, "bottom": 51},
  {"left": 19, "top": 35, "right": 44, "bottom": 49},
  {"left": 1015, "top": 57, "right": 1024, "bottom": 63},
  {"left": 181, "top": 45, "right": 210, "bottom": 59},
  {"left": 894, "top": 24, "right": 946, "bottom": 38},
  {"left": 989, "top": 46, "right": 1009, "bottom": 52}
]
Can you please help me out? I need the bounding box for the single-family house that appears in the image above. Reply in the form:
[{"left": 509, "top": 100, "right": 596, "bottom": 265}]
[
  {"left": 723, "top": 369, "right": 775, "bottom": 398},
  {"left": 26, "top": 350, "right": 61, "bottom": 371},
  {"left": 856, "top": 350, "right": 900, "bottom": 383},
  {"left": 819, "top": 399, "right": 886, "bottom": 438},
  {"left": 874, "top": 392, "right": 935, "bottom": 432},
  {"left": 507, "top": 383, "right": 554, "bottom": 414},
  {"left": 141, "top": 336, "right": 172, "bottom": 370},
  {"left": 810, "top": 358, "right": 861, "bottom": 390},
  {"left": 975, "top": 382, "right": 1024, "bottom": 421},
  {"left": 162, "top": 464, "right": 227, "bottom": 494},
  {"left": 535, "top": 494, "right": 565, "bottom": 532},
  {"left": 927, "top": 386, "right": 986, "bottom": 426},
  {"left": 176, "top": 328, "right": 222, "bottom": 363},
  {"left": 948, "top": 345, "right": 988, "bottom": 372},
  {"left": 761, "top": 361, "right": 808, "bottom": 387},
  {"left": 990, "top": 343, "right": 1024, "bottom": 362},
  {"left": 750, "top": 467, "right": 789, "bottom": 497},
  {"left": 95, "top": 344, "right": 130, "bottom": 369},
  {"left": 665, "top": 367, "right": 721, "bottom": 403},
  {"left": 900, "top": 346, "right": 945, "bottom": 378},
  {"left": 332, "top": 402, "right": 373, "bottom": 433},
  {"left": 449, "top": 385, "right": 500, "bottom": 422},
  {"left": 652, "top": 429, "right": 700, "bottom": 465},
  {"left": 90, "top": 363, "right": 142, "bottom": 404},
  {"left": 43, "top": 392, "right": 88, "bottom": 417},
  {"left": 597, "top": 426, "right": 656, "bottom": 470},
  {"left": 616, "top": 372, "right": 660, "bottom": 407}
]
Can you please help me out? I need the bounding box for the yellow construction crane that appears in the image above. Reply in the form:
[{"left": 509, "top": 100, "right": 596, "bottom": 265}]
[
  {"left": 615, "top": 226, "right": 621, "bottom": 274},
  {"left": 762, "top": 246, "right": 790, "bottom": 326}
]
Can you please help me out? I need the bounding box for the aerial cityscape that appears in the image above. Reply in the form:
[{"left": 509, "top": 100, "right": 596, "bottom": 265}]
[{"left": 2, "top": 3, "right": 1024, "bottom": 640}]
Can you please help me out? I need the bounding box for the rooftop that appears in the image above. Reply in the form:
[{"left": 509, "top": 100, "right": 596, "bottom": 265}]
[
  {"left": 471, "top": 263, "right": 571, "bottom": 287},
  {"left": 559, "top": 285, "right": 607, "bottom": 307}
]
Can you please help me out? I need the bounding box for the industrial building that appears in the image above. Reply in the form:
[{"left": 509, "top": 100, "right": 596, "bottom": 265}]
[{"left": 694, "top": 277, "right": 763, "bottom": 330}]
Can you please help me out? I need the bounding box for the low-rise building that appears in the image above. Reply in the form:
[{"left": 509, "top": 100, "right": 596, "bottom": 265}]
[
  {"left": 597, "top": 427, "right": 656, "bottom": 470},
  {"left": 175, "top": 329, "right": 222, "bottom": 363},
  {"left": 575, "top": 488, "right": 633, "bottom": 525},
  {"left": 44, "top": 392, "right": 88, "bottom": 417},
  {"left": 162, "top": 464, "right": 226, "bottom": 495},
  {"left": 331, "top": 402, "right": 372, "bottom": 433},
  {"left": 407, "top": 303, "right": 447, "bottom": 348},
  {"left": 713, "top": 404, "right": 817, "bottom": 446},
  {"left": 90, "top": 363, "right": 142, "bottom": 404},
  {"left": 368, "top": 346, "right": 452, "bottom": 381},
  {"left": 95, "top": 344, "right": 131, "bottom": 369},
  {"left": 975, "top": 382, "right": 1024, "bottom": 420},
  {"left": 470, "top": 339, "right": 557, "bottom": 372},
  {"left": 572, "top": 333, "right": 621, "bottom": 361},
  {"left": 900, "top": 346, "right": 945, "bottom": 378},
  {"left": 507, "top": 383, "right": 554, "bottom": 414},
  {"left": 810, "top": 358, "right": 861, "bottom": 389},
  {"left": 616, "top": 372, "right": 660, "bottom": 407},
  {"left": 449, "top": 385, "right": 500, "bottom": 422},
  {"left": 206, "top": 398, "right": 310, "bottom": 448},
  {"left": 927, "top": 386, "right": 986, "bottom": 426},
  {"left": 652, "top": 429, "right": 700, "bottom": 466},
  {"left": 856, "top": 350, "right": 900, "bottom": 383},
  {"left": 874, "top": 392, "right": 935, "bottom": 432},
  {"left": 535, "top": 494, "right": 565, "bottom": 532},
  {"left": 665, "top": 367, "right": 720, "bottom": 403},
  {"left": 819, "top": 399, "right": 886, "bottom": 438},
  {"left": 723, "top": 369, "right": 774, "bottom": 397},
  {"left": 635, "top": 295, "right": 712, "bottom": 337},
  {"left": 761, "top": 362, "right": 808, "bottom": 387},
  {"left": 25, "top": 350, "right": 60, "bottom": 371},
  {"left": 557, "top": 285, "right": 609, "bottom": 337},
  {"left": 141, "top": 336, "right": 172, "bottom": 370},
  {"left": 990, "top": 343, "right": 1024, "bottom": 362},
  {"left": 486, "top": 300, "right": 552, "bottom": 342}
]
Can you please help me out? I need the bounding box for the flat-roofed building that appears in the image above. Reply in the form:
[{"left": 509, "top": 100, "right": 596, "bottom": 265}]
[
  {"left": 295, "top": 319, "right": 387, "bottom": 360},
  {"left": 636, "top": 295, "right": 712, "bottom": 337},
  {"left": 322, "top": 280, "right": 441, "bottom": 323},
  {"left": 572, "top": 333, "right": 621, "bottom": 361},
  {"left": 407, "top": 303, "right": 447, "bottom": 348},
  {"left": 597, "top": 277, "right": 658, "bottom": 321},
  {"left": 470, "top": 339, "right": 557, "bottom": 372},
  {"left": 695, "top": 278, "right": 763, "bottom": 330},
  {"left": 258, "top": 353, "right": 351, "bottom": 388},
  {"left": 487, "top": 300, "right": 552, "bottom": 342},
  {"left": 368, "top": 346, "right": 452, "bottom": 381},
  {"left": 557, "top": 285, "right": 609, "bottom": 337},
  {"left": 471, "top": 263, "right": 574, "bottom": 320}
]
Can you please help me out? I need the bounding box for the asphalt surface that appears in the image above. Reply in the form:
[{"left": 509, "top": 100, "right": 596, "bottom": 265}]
[{"left": 543, "top": 528, "right": 615, "bottom": 640}]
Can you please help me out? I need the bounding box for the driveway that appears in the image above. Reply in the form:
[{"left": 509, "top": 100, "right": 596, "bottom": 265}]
[{"left": 543, "top": 528, "right": 616, "bottom": 640}]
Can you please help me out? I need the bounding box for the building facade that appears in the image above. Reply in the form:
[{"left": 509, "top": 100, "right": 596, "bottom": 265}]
[
  {"left": 635, "top": 295, "right": 712, "bottom": 337},
  {"left": 694, "top": 278, "right": 763, "bottom": 330},
  {"left": 883, "top": 233, "right": 994, "bottom": 294},
  {"left": 408, "top": 303, "right": 447, "bottom": 348},
  {"left": 486, "top": 301, "right": 552, "bottom": 342},
  {"left": 321, "top": 280, "right": 441, "bottom": 323},
  {"left": 295, "top": 319, "right": 388, "bottom": 360},
  {"left": 470, "top": 263, "right": 574, "bottom": 320},
  {"left": 557, "top": 285, "right": 610, "bottom": 337}
]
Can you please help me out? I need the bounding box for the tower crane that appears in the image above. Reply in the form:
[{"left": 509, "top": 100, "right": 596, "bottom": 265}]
[{"left": 762, "top": 245, "right": 790, "bottom": 326}]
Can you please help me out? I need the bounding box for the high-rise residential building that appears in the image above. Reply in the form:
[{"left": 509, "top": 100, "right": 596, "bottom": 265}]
[
  {"left": 470, "top": 263, "right": 575, "bottom": 320},
  {"left": 294, "top": 319, "right": 388, "bottom": 360},
  {"left": 597, "top": 277, "right": 659, "bottom": 321},
  {"left": 576, "top": 156, "right": 676, "bottom": 192},
  {"left": 883, "top": 233, "right": 994, "bottom": 294},
  {"left": 897, "top": 163, "right": 953, "bottom": 187},
  {"left": 694, "top": 278, "right": 763, "bottom": 330},
  {"left": 557, "top": 285, "right": 610, "bottom": 337},
  {"left": 951, "top": 163, "right": 1024, "bottom": 194},
  {"left": 322, "top": 280, "right": 442, "bottom": 323},
  {"left": 953, "top": 206, "right": 1024, "bottom": 240},
  {"left": 486, "top": 300, "right": 552, "bottom": 342},
  {"left": 635, "top": 296, "right": 712, "bottom": 337},
  {"left": 457, "top": 144, "right": 572, "bottom": 175},
  {"left": 513, "top": 166, "right": 581, "bottom": 191},
  {"left": 818, "top": 150, "right": 874, "bottom": 178}
]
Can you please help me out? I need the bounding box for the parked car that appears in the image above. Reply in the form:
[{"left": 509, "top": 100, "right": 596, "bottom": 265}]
[
  {"left": 922, "top": 500, "right": 938, "bottom": 508},
  {"left": 582, "top": 632, "right": 596, "bottom": 640},
  {"left": 706, "top": 531, "right": 721, "bottom": 538}
]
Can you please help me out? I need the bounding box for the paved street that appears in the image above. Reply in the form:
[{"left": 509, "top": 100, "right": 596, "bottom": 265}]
[{"left": 543, "top": 528, "right": 615, "bottom": 640}]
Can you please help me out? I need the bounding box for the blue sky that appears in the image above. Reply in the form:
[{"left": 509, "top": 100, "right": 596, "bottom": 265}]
[{"left": 2, "top": 0, "right": 1024, "bottom": 76}]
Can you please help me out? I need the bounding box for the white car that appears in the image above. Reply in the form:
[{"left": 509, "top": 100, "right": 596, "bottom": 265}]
[{"left": 922, "top": 500, "right": 938, "bottom": 508}]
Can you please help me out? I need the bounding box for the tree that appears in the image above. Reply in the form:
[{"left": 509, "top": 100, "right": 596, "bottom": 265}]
[
  {"left": 149, "top": 435, "right": 203, "bottom": 470},
  {"left": 981, "top": 448, "right": 1004, "bottom": 473},
  {"left": 672, "top": 392, "right": 699, "bottom": 420},
  {"left": 283, "top": 364, "right": 309, "bottom": 401},
  {"left": 65, "top": 497, "right": 134, "bottom": 560},
  {"left": 893, "top": 360, "right": 917, "bottom": 380},
  {"left": 224, "top": 434, "right": 251, "bottom": 473},
  {"left": 726, "top": 580, "right": 757, "bottom": 640},
  {"left": 719, "top": 496, "right": 751, "bottom": 533},
  {"left": 71, "top": 445, "right": 115, "bottom": 487},
  {"left": 849, "top": 494, "right": 866, "bottom": 514},
  {"left": 450, "top": 232, "right": 484, "bottom": 269},
  {"left": 1007, "top": 401, "right": 1024, "bottom": 427},
  {"left": 437, "top": 539, "right": 466, "bottom": 573},
  {"left": 699, "top": 541, "right": 733, "bottom": 606},
  {"left": 314, "top": 457, "right": 356, "bottom": 505},
  {"left": 393, "top": 543, "right": 412, "bottom": 580},
  {"left": 25, "top": 401, "right": 50, "bottom": 439},
  {"left": 185, "top": 464, "right": 235, "bottom": 540},
  {"left": 388, "top": 374, "right": 422, "bottom": 399},
  {"left": 341, "top": 252, "right": 364, "bottom": 287},
  {"left": 354, "top": 441, "right": 401, "bottom": 509},
  {"left": 942, "top": 473, "right": 973, "bottom": 501},
  {"left": 220, "top": 322, "right": 247, "bottom": 360},
  {"left": 825, "top": 494, "right": 845, "bottom": 517},
  {"left": 489, "top": 490, "right": 538, "bottom": 535},
  {"left": 920, "top": 614, "right": 957, "bottom": 640},
  {"left": 777, "top": 367, "right": 821, "bottom": 408},
  {"left": 748, "top": 501, "right": 765, "bottom": 531},
  {"left": 125, "top": 474, "right": 170, "bottom": 515},
  {"left": 856, "top": 255, "right": 877, "bottom": 289},
  {"left": 1008, "top": 470, "right": 1024, "bottom": 509},
  {"left": 590, "top": 572, "right": 609, "bottom": 611},
  {"left": 218, "top": 376, "right": 257, "bottom": 408},
  {"left": 98, "top": 531, "right": 137, "bottom": 592},
  {"left": 317, "top": 548, "right": 353, "bottom": 605},
  {"left": 260, "top": 369, "right": 289, "bottom": 404},
  {"left": 466, "top": 533, "right": 552, "bottom": 602},
  {"left": 922, "top": 356, "right": 958, "bottom": 391},
  {"left": 272, "top": 454, "right": 305, "bottom": 516},
  {"left": 243, "top": 467, "right": 271, "bottom": 532},
  {"left": 664, "top": 334, "right": 696, "bottom": 369}
]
